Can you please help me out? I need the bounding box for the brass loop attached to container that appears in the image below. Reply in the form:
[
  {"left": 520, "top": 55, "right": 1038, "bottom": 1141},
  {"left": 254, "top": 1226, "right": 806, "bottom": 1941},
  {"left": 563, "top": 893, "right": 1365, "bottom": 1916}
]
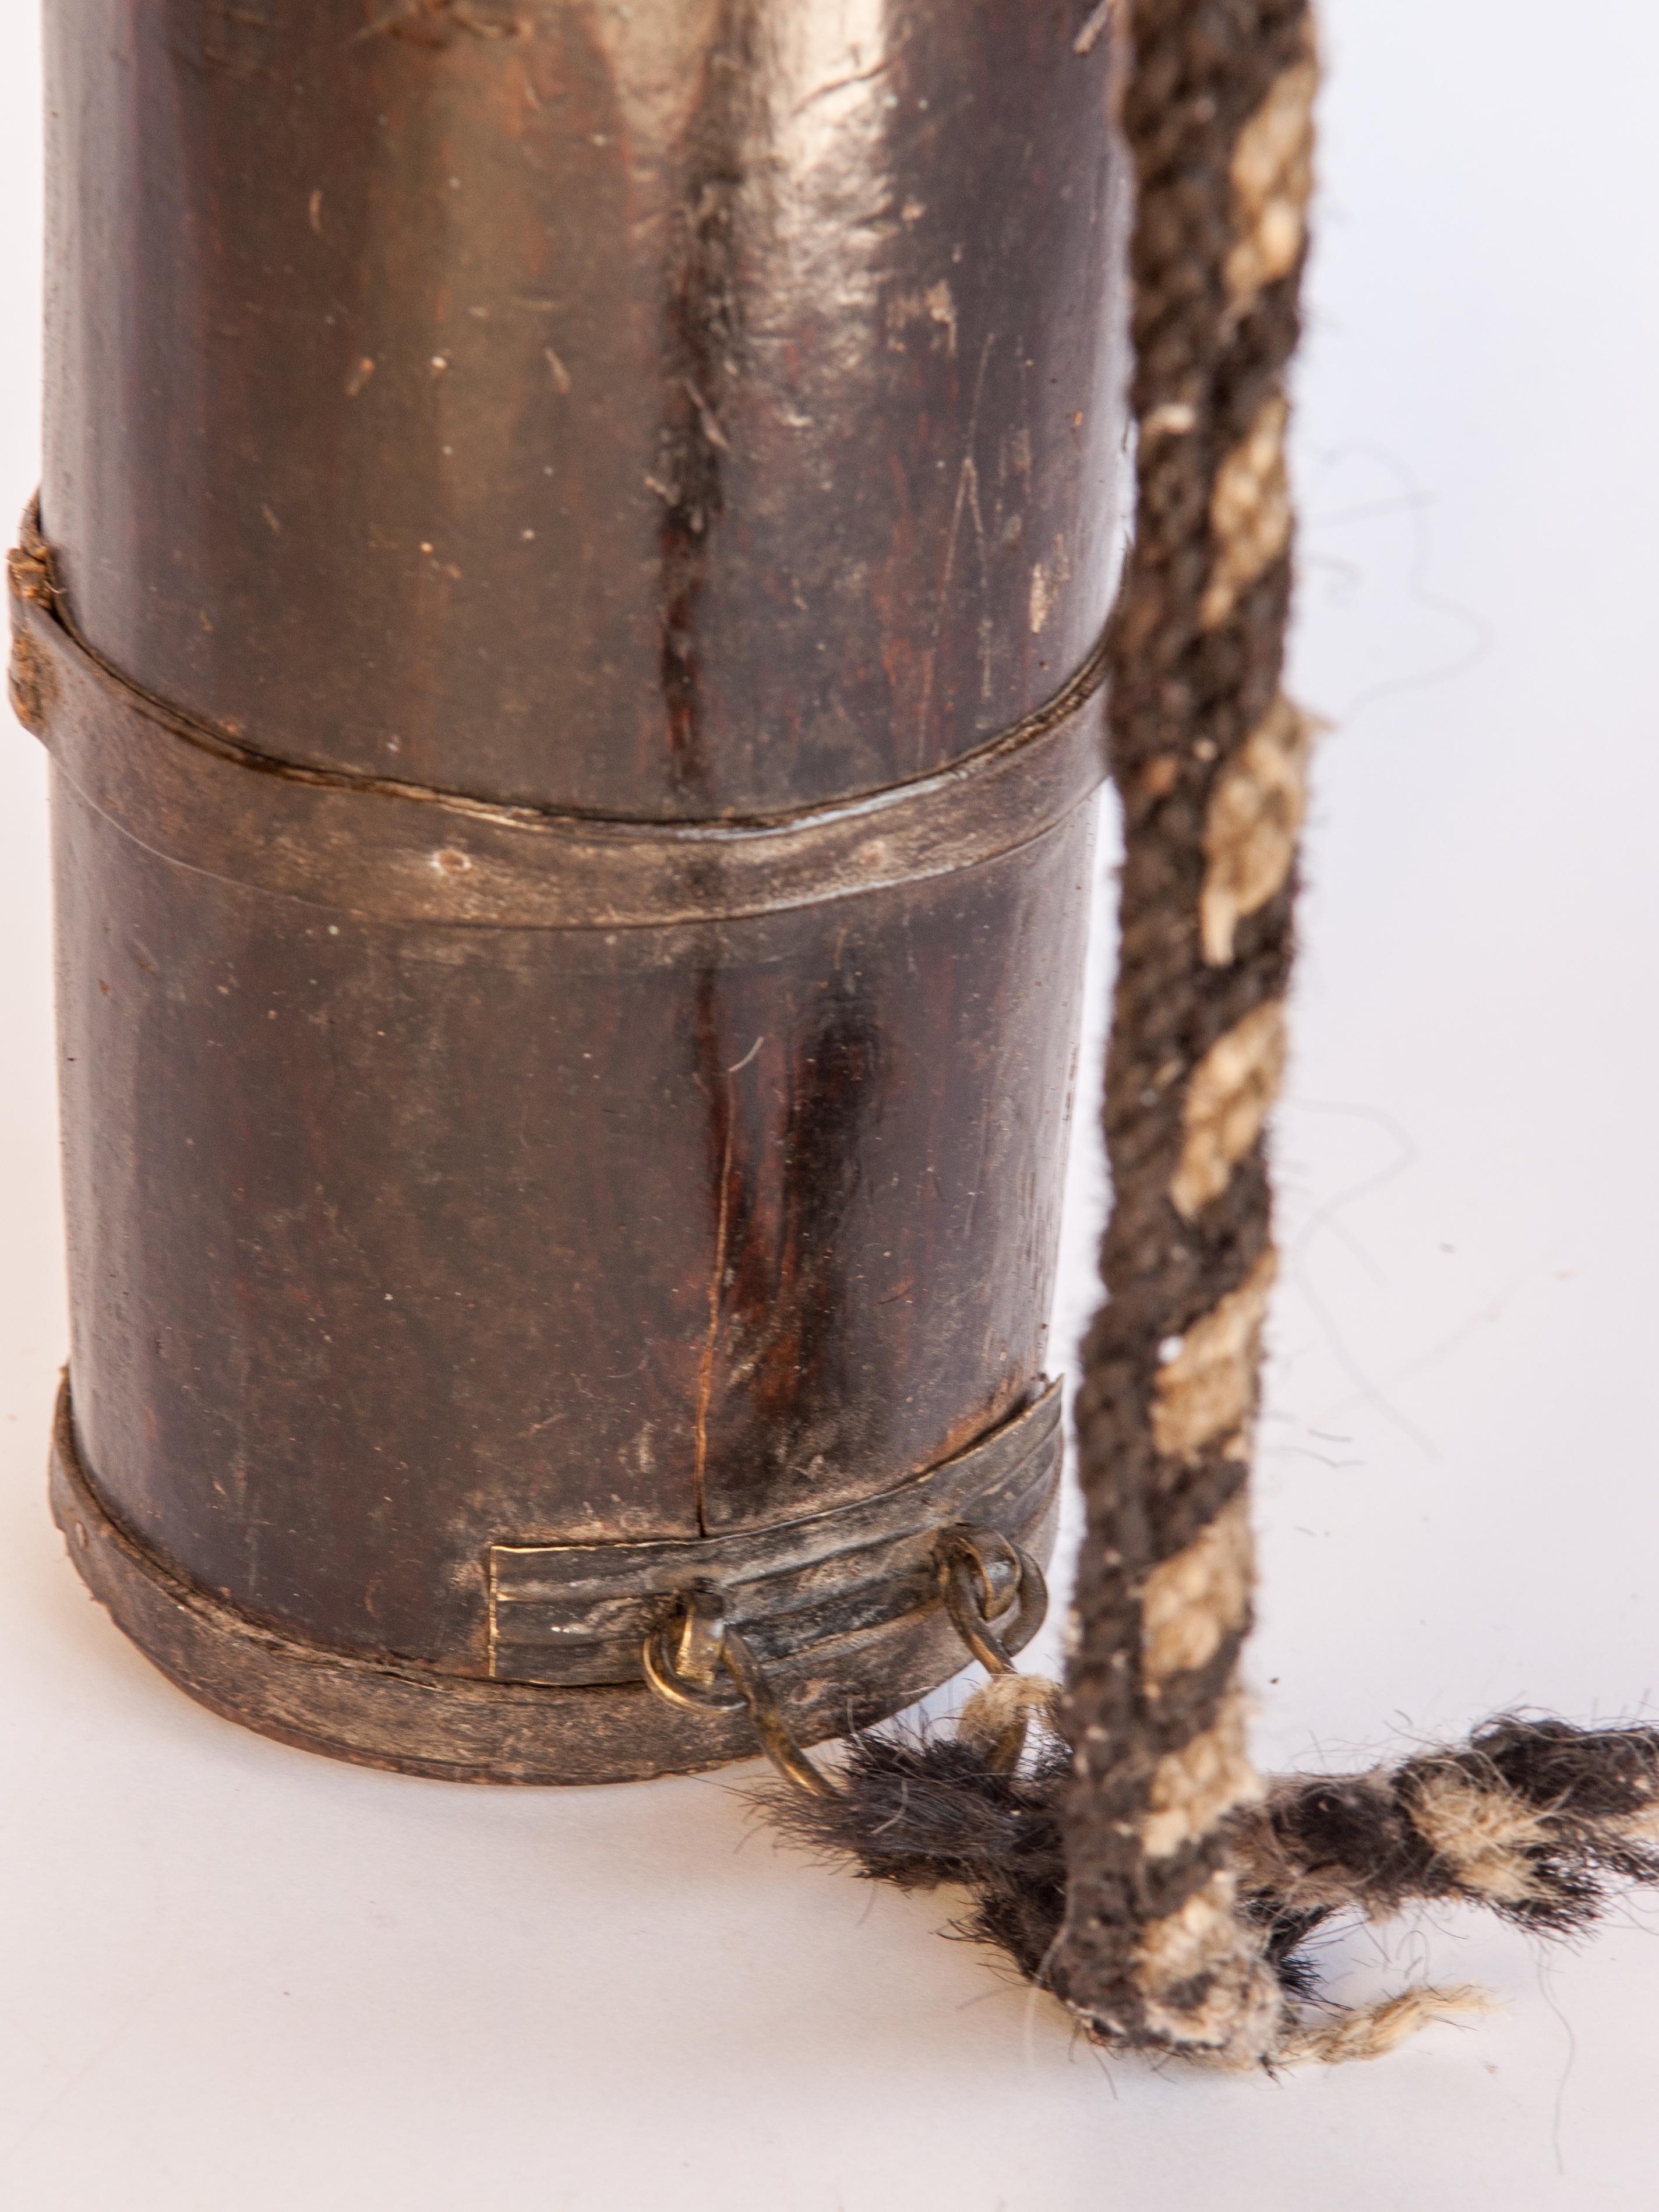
[
  {"left": 641, "top": 1585, "right": 836, "bottom": 1797},
  {"left": 643, "top": 1522, "right": 1051, "bottom": 1798},
  {"left": 935, "top": 1522, "right": 1048, "bottom": 1677},
  {"left": 934, "top": 1522, "right": 1050, "bottom": 1772},
  {"left": 712, "top": 1628, "right": 839, "bottom": 1801},
  {"left": 640, "top": 1585, "right": 749, "bottom": 1715}
]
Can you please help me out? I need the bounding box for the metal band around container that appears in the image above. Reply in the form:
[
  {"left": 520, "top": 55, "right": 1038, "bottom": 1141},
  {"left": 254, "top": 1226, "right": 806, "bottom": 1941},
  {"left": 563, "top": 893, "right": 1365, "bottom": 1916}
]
[
  {"left": 50, "top": 1375, "right": 1063, "bottom": 1786},
  {"left": 8, "top": 510, "right": 1107, "bottom": 932}
]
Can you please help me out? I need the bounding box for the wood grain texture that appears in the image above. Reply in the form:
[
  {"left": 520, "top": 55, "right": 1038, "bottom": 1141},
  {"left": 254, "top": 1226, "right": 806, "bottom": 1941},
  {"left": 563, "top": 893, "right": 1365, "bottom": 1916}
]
[{"left": 32, "top": 0, "right": 1128, "bottom": 1779}]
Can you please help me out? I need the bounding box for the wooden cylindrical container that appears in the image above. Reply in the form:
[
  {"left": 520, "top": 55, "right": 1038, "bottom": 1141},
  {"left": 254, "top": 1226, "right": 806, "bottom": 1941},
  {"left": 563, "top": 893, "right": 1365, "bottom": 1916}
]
[{"left": 17, "top": 0, "right": 1128, "bottom": 1780}]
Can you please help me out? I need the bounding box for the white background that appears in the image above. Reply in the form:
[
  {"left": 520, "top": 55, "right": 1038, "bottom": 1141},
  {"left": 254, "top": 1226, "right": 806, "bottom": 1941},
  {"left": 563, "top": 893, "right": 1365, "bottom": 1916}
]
[{"left": 3, "top": 5, "right": 1659, "bottom": 2204}]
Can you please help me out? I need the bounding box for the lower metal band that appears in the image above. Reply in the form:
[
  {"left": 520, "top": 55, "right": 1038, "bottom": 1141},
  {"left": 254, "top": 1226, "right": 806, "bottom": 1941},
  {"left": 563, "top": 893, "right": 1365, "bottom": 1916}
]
[{"left": 48, "top": 1379, "right": 1061, "bottom": 1785}]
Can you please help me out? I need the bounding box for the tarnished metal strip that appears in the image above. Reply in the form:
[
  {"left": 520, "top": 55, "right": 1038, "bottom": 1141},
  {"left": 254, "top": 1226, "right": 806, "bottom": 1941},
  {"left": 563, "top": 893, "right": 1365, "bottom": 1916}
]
[
  {"left": 9, "top": 505, "right": 1106, "bottom": 932},
  {"left": 50, "top": 1375, "right": 1061, "bottom": 1786},
  {"left": 488, "top": 1379, "right": 1063, "bottom": 1686}
]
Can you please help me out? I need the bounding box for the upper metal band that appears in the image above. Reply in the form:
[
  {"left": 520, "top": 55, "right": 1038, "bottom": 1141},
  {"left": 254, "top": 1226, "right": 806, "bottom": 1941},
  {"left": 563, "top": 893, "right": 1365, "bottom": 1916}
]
[{"left": 9, "top": 513, "right": 1107, "bottom": 932}]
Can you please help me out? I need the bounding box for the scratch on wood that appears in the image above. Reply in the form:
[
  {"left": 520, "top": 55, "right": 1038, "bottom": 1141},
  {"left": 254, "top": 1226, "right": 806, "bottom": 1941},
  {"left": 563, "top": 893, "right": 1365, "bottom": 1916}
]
[
  {"left": 916, "top": 335, "right": 996, "bottom": 767},
  {"left": 352, "top": 0, "right": 525, "bottom": 45},
  {"left": 790, "top": 57, "right": 890, "bottom": 118},
  {"left": 1074, "top": 1, "right": 1114, "bottom": 58},
  {"left": 692, "top": 1088, "right": 736, "bottom": 1536}
]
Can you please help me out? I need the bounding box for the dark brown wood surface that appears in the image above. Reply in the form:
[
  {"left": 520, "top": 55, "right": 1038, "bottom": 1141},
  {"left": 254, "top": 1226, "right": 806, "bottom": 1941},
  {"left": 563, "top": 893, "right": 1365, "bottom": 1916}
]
[
  {"left": 36, "top": 0, "right": 1128, "bottom": 1772},
  {"left": 54, "top": 767, "right": 1093, "bottom": 1667},
  {"left": 44, "top": 0, "right": 1127, "bottom": 816}
]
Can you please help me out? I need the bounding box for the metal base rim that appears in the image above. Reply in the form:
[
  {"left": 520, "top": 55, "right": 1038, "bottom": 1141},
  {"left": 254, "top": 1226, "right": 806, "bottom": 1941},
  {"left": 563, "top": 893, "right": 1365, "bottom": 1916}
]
[{"left": 47, "top": 1383, "right": 1044, "bottom": 1784}]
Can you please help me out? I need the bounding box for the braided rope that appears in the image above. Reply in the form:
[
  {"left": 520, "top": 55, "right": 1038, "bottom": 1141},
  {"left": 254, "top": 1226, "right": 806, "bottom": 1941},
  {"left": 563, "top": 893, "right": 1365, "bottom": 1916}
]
[
  {"left": 1054, "top": 0, "right": 1318, "bottom": 2062},
  {"left": 762, "top": 0, "right": 1659, "bottom": 2071}
]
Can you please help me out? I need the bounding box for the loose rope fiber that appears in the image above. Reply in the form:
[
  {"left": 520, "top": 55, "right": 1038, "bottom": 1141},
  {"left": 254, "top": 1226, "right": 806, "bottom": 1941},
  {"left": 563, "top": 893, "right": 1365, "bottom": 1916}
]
[{"left": 763, "top": 0, "right": 1659, "bottom": 2070}]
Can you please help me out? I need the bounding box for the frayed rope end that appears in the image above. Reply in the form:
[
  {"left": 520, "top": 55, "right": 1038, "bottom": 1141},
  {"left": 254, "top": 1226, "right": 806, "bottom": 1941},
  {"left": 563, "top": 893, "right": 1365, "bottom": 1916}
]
[{"left": 756, "top": 1696, "right": 1659, "bottom": 2068}]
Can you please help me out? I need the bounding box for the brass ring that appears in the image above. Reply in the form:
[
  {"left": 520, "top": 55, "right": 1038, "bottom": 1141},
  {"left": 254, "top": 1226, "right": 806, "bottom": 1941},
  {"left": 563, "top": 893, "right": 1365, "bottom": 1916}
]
[
  {"left": 715, "top": 1628, "right": 837, "bottom": 1800},
  {"left": 935, "top": 1523, "right": 1048, "bottom": 1676},
  {"left": 643, "top": 1527, "right": 1049, "bottom": 1798},
  {"left": 640, "top": 1587, "right": 747, "bottom": 1714},
  {"left": 640, "top": 1590, "right": 836, "bottom": 1797},
  {"left": 639, "top": 1624, "right": 747, "bottom": 1712}
]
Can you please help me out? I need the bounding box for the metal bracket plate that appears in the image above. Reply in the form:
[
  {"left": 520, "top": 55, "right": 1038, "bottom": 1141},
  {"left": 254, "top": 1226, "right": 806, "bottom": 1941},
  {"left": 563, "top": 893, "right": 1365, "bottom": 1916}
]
[{"left": 488, "top": 1380, "right": 1063, "bottom": 1686}]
